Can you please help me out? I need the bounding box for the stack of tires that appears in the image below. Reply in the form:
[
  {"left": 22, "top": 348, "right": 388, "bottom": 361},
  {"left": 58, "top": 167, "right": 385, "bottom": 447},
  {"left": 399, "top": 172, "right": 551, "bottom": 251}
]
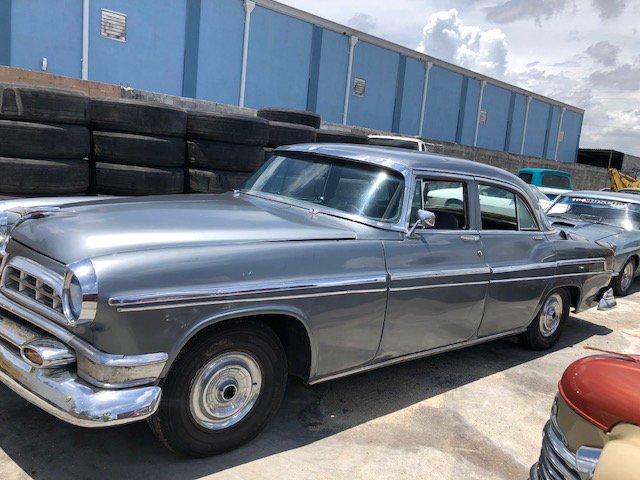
[
  {"left": 315, "top": 128, "right": 370, "bottom": 145},
  {"left": 90, "top": 98, "right": 187, "bottom": 195},
  {"left": 0, "top": 84, "right": 90, "bottom": 197},
  {"left": 257, "top": 108, "right": 319, "bottom": 164},
  {"left": 187, "top": 111, "right": 271, "bottom": 193}
]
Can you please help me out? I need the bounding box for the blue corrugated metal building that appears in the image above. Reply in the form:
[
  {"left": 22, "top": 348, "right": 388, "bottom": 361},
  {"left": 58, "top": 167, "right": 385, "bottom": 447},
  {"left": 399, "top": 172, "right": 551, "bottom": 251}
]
[{"left": 0, "top": 0, "right": 584, "bottom": 162}]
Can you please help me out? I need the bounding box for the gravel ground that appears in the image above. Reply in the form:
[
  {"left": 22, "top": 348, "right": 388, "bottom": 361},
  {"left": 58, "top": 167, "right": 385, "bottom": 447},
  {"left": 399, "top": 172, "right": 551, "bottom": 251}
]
[{"left": 0, "top": 285, "right": 638, "bottom": 480}]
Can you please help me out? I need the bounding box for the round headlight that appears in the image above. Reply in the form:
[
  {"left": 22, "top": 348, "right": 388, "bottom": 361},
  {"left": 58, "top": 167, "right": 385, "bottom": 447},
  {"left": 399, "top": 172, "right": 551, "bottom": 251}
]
[{"left": 68, "top": 274, "right": 83, "bottom": 319}]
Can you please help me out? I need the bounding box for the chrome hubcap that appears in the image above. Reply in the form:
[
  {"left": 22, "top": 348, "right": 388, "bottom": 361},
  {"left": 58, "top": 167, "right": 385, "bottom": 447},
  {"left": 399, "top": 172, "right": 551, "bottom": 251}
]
[
  {"left": 189, "top": 351, "right": 262, "bottom": 430},
  {"left": 620, "top": 262, "right": 635, "bottom": 292},
  {"left": 540, "top": 293, "right": 563, "bottom": 337}
]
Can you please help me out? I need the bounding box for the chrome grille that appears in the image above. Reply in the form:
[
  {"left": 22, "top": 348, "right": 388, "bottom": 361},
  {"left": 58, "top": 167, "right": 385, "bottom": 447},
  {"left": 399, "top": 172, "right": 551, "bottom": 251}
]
[
  {"left": 534, "top": 421, "right": 580, "bottom": 480},
  {"left": 0, "top": 257, "right": 64, "bottom": 319},
  {"left": 4, "top": 266, "right": 62, "bottom": 312}
]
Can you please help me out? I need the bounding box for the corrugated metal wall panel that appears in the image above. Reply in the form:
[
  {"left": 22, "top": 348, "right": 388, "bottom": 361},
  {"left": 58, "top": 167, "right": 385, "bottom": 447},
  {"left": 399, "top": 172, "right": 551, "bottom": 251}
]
[
  {"left": 477, "top": 83, "right": 511, "bottom": 151},
  {"left": 523, "top": 99, "right": 550, "bottom": 157},
  {"left": 10, "top": 0, "right": 83, "bottom": 78},
  {"left": 422, "top": 65, "right": 463, "bottom": 142},
  {"left": 196, "top": 0, "right": 244, "bottom": 104},
  {"left": 89, "top": 0, "right": 187, "bottom": 95},
  {"left": 315, "top": 29, "right": 349, "bottom": 123},
  {"left": 397, "top": 57, "right": 425, "bottom": 135},
  {"left": 558, "top": 110, "right": 582, "bottom": 163},
  {"left": 245, "top": 5, "right": 313, "bottom": 109},
  {"left": 347, "top": 41, "right": 400, "bottom": 131}
]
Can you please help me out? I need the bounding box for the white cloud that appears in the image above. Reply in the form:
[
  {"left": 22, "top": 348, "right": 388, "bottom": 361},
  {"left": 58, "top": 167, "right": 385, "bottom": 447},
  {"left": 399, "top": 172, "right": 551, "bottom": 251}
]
[
  {"left": 417, "top": 9, "right": 508, "bottom": 77},
  {"left": 591, "top": 0, "right": 628, "bottom": 19},
  {"left": 483, "top": 0, "right": 571, "bottom": 25},
  {"left": 585, "top": 41, "right": 620, "bottom": 67},
  {"left": 347, "top": 12, "right": 377, "bottom": 32}
]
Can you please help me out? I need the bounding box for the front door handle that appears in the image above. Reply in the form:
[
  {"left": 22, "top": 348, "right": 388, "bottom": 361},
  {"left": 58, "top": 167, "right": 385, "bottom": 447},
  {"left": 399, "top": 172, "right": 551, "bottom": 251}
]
[
  {"left": 532, "top": 235, "right": 545, "bottom": 241},
  {"left": 460, "top": 235, "right": 480, "bottom": 242}
]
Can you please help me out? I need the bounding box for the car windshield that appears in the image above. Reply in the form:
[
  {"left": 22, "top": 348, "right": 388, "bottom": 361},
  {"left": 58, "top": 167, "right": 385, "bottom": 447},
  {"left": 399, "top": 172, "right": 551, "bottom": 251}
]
[
  {"left": 547, "top": 196, "right": 640, "bottom": 230},
  {"left": 243, "top": 155, "right": 405, "bottom": 223},
  {"left": 529, "top": 185, "right": 549, "bottom": 202}
]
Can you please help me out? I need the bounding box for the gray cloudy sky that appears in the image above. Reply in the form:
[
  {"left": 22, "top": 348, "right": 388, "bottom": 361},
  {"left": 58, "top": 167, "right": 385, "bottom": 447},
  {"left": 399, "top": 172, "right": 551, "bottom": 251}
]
[{"left": 282, "top": 0, "right": 640, "bottom": 155}]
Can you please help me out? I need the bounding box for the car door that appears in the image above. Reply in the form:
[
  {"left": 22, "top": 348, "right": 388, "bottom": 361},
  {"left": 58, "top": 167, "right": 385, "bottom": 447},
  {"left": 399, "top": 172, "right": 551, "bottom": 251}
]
[
  {"left": 476, "top": 180, "right": 556, "bottom": 337},
  {"left": 377, "top": 174, "right": 490, "bottom": 359}
]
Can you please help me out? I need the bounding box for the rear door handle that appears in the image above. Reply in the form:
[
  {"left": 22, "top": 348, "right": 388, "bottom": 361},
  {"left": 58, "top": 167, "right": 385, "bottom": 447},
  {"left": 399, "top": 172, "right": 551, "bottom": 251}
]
[{"left": 460, "top": 235, "right": 480, "bottom": 242}]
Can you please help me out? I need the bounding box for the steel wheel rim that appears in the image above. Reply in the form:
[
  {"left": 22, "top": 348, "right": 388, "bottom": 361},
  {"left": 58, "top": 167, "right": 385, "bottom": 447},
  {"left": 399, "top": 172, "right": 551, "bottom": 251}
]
[
  {"left": 540, "top": 293, "right": 563, "bottom": 337},
  {"left": 621, "top": 262, "right": 635, "bottom": 292},
  {"left": 189, "top": 351, "right": 262, "bottom": 430}
]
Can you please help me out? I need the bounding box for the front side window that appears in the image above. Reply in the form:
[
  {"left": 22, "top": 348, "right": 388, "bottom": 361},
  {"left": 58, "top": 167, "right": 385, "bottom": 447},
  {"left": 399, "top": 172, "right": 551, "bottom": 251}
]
[
  {"left": 243, "top": 155, "right": 405, "bottom": 223},
  {"left": 517, "top": 197, "right": 539, "bottom": 230},
  {"left": 410, "top": 179, "right": 468, "bottom": 230},
  {"left": 542, "top": 174, "right": 571, "bottom": 190}
]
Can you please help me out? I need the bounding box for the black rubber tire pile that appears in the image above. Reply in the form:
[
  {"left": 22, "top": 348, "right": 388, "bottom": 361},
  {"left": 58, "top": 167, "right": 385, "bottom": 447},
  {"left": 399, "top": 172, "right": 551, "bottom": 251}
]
[
  {"left": 186, "top": 110, "right": 271, "bottom": 193},
  {"left": 0, "top": 84, "right": 91, "bottom": 196},
  {"left": 0, "top": 82, "right": 374, "bottom": 198},
  {"left": 89, "top": 98, "right": 187, "bottom": 195}
]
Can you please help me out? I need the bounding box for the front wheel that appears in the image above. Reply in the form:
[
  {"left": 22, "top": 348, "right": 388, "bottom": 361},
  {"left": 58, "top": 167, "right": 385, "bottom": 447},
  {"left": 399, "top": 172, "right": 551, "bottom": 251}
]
[
  {"left": 149, "top": 321, "right": 288, "bottom": 457},
  {"left": 520, "top": 288, "right": 570, "bottom": 350},
  {"left": 612, "top": 258, "right": 637, "bottom": 297}
]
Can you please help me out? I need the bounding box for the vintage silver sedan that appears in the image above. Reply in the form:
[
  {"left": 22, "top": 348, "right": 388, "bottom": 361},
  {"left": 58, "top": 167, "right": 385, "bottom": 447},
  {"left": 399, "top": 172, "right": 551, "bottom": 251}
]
[
  {"left": 547, "top": 190, "right": 640, "bottom": 296},
  {"left": 0, "top": 145, "right": 615, "bottom": 456}
]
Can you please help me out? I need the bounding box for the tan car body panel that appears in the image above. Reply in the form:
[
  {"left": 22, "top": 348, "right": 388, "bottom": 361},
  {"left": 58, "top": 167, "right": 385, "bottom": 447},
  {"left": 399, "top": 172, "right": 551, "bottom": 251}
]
[{"left": 593, "top": 424, "right": 640, "bottom": 480}]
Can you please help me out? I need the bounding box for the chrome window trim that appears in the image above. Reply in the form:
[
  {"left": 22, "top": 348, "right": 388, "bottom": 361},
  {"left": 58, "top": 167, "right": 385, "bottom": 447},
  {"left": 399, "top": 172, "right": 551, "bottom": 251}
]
[
  {"left": 390, "top": 280, "right": 488, "bottom": 292},
  {"left": 390, "top": 267, "right": 490, "bottom": 282}
]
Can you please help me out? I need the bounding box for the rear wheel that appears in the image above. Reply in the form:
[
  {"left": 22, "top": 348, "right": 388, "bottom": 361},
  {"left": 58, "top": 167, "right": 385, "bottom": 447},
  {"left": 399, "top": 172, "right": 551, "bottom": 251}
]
[
  {"left": 520, "top": 288, "right": 569, "bottom": 350},
  {"left": 612, "top": 258, "right": 637, "bottom": 297},
  {"left": 149, "top": 321, "right": 287, "bottom": 457}
]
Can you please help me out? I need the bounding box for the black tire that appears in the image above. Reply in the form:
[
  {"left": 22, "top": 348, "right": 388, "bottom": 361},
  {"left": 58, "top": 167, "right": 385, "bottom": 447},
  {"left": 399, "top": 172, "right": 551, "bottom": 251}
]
[
  {"left": 257, "top": 108, "right": 321, "bottom": 129},
  {"left": 94, "top": 163, "right": 184, "bottom": 195},
  {"left": 92, "top": 131, "right": 185, "bottom": 168},
  {"left": 612, "top": 258, "right": 637, "bottom": 297},
  {"left": 520, "top": 288, "right": 570, "bottom": 350},
  {"left": 0, "top": 83, "right": 90, "bottom": 125},
  {"left": 90, "top": 97, "right": 187, "bottom": 136},
  {"left": 189, "top": 169, "right": 251, "bottom": 193},
  {"left": 267, "top": 121, "right": 317, "bottom": 148},
  {"left": 187, "top": 111, "right": 269, "bottom": 146},
  {"left": 149, "top": 321, "right": 287, "bottom": 457},
  {"left": 316, "top": 129, "right": 370, "bottom": 144},
  {"left": 0, "top": 120, "right": 89, "bottom": 159},
  {"left": 188, "top": 140, "right": 265, "bottom": 173},
  {"left": 0, "top": 157, "right": 88, "bottom": 195}
]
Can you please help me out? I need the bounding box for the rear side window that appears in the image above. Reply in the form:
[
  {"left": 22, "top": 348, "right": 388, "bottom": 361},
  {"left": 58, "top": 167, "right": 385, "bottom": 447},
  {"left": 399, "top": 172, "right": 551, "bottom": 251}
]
[
  {"left": 411, "top": 178, "right": 468, "bottom": 230},
  {"left": 479, "top": 185, "right": 517, "bottom": 230},
  {"left": 518, "top": 172, "right": 533, "bottom": 184},
  {"left": 542, "top": 174, "right": 571, "bottom": 189}
]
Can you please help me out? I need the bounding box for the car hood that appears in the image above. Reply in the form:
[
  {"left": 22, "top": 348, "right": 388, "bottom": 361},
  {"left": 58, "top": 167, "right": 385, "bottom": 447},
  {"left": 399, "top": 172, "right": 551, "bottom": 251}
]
[
  {"left": 9, "top": 194, "right": 358, "bottom": 264},
  {"left": 559, "top": 354, "right": 640, "bottom": 431},
  {"left": 548, "top": 216, "right": 623, "bottom": 242}
]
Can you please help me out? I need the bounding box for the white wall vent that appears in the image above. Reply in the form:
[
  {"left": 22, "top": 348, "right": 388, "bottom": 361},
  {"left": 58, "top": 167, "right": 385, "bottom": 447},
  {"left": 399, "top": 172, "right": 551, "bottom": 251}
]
[
  {"left": 353, "top": 77, "right": 366, "bottom": 97},
  {"left": 101, "top": 9, "right": 127, "bottom": 42},
  {"left": 479, "top": 109, "right": 488, "bottom": 125},
  {"left": 558, "top": 131, "right": 565, "bottom": 142}
]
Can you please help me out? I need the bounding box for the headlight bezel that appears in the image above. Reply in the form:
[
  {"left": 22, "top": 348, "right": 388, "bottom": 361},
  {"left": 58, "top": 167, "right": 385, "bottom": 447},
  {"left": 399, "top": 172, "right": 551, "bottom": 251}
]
[{"left": 62, "top": 259, "right": 98, "bottom": 326}]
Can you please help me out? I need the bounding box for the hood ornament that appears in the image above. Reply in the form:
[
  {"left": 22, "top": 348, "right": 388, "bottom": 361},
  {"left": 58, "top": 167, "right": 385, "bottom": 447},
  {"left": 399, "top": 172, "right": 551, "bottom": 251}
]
[{"left": 2, "top": 206, "right": 77, "bottom": 244}]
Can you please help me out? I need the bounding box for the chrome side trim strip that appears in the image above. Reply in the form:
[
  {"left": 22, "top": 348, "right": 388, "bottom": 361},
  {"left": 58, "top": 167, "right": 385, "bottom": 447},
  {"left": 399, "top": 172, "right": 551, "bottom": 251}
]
[
  {"left": 309, "top": 327, "right": 526, "bottom": 385},
  {"left": 390, "top": 281, "right": 488, "bottom": 292},
  {"left": 557, "top": 258, "right": 606, "bottom": 267},
  {"left": 492, "top": 263, "right": 555, "bottom": 274},
  {"left": 491, "top": 271, "right": 612, "bottom": 284},
  {"left": 390, "top": 267, "right": 490, "bottom": 282},
  {"left": 117, "top": 287, "right": 388, "bottom": 313}
]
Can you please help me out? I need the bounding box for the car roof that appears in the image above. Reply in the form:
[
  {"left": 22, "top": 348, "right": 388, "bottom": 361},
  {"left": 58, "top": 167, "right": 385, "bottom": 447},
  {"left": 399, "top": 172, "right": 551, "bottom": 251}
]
[
  {"left": 278, "top": 144, "right": 529, "bottom": 188},
  {"left": 368, "top": 134, "right": 422, "bottom": 142},
  {"left": 519, "top": 167, "right": 572, "bottom": 177},
  {"left": 563, "top": 190, "right": 640, "bottom": 204}
]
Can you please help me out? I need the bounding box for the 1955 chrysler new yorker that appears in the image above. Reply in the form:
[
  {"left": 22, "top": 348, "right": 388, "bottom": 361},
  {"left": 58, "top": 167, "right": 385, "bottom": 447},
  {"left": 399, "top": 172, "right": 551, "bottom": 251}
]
[{"left": 0, "top": 145, "right": 616, "bottom": 456}]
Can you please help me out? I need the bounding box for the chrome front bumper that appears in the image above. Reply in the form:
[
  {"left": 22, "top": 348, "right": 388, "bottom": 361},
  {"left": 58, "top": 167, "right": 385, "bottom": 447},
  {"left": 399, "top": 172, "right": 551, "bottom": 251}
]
[{"left": 0, "top": 308, "right": 162, "bottom": 427}]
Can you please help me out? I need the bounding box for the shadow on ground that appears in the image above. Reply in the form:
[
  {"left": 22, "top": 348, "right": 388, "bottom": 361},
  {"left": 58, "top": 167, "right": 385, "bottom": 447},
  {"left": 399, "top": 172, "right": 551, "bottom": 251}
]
[{"left": 0, "top": 315, "right": 611, "bottom": 480}]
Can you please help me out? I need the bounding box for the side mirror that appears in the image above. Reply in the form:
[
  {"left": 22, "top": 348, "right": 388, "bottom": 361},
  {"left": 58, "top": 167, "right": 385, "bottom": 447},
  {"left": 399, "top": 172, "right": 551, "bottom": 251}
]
[{"left": 407, "top": 209, "right": 436, "bottom": 237}]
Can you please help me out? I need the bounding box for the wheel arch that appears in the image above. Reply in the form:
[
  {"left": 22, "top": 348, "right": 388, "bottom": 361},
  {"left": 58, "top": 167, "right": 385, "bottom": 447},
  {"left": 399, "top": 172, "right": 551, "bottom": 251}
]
[{"left": 161, "top": 305, "right": 316, "bottom": 383}]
